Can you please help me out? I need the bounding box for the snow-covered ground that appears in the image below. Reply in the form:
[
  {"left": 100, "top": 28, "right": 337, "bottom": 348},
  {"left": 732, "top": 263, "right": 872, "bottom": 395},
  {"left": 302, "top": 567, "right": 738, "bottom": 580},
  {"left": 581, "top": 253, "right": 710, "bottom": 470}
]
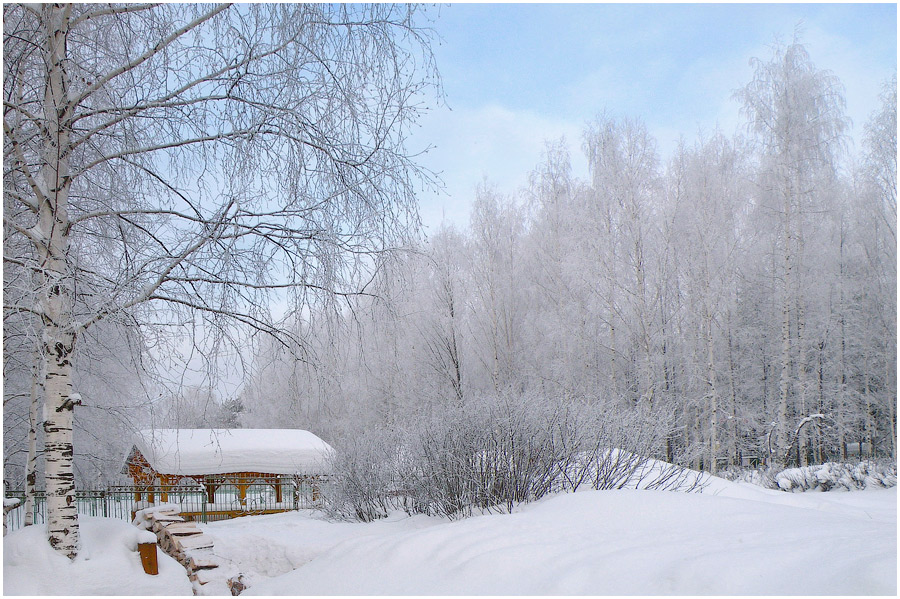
[
  {"left": 3, "top": 516, "right": 193, "bottom": 595},
  {"left": 4, "top": 478, "right": 896, "bottom": 595}
]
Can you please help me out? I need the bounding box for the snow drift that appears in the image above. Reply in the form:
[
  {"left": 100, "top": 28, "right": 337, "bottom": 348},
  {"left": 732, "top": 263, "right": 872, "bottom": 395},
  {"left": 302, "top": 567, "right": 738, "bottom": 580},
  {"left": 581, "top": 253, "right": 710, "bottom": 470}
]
[{"left": 237, "top": 484, "right": 896, "bottom": 595}]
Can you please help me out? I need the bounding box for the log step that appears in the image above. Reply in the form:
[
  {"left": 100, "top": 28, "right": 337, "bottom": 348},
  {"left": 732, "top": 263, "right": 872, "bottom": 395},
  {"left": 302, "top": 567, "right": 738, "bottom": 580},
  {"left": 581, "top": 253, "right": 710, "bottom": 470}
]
[
  {"left": 161, "top": 522, "right": 202, "bottom": 536},
  {"left": 189, "top": 569, "right": 217, "bottom": 585},
  {"left": 189, "top": 556, "right": 219, "bottom": 570},
  {"left": 178, "top": 534, "right": 214, "bottom": 551},
  {"left": 150, "top": 513, "right": 185, "bottom": 523}
]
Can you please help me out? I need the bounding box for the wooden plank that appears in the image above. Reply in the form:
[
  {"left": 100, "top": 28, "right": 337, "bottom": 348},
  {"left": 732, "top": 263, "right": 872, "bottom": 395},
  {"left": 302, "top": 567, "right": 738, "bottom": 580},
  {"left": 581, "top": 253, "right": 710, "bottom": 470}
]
[
  {"left": 161, "top": 522, "right": 202, "bottom": 536},
  {"left": 178, "top": 534, "right": 214, "bottom": 551},
  {"left": 150, "top": 513, "right": 184, "bottom": 522},
  {"left": 149, "top": 512, "right": 183, "bottom": 523},
  {"left": 189, "top": 557, "right": 219, "bottom": 570}
]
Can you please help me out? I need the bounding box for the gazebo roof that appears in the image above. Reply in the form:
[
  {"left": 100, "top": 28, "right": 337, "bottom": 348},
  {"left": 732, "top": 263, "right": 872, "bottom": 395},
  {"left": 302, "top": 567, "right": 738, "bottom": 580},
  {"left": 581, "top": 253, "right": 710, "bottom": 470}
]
[{"left": 130, "top": 428, "right": 333, "bottom": 476}]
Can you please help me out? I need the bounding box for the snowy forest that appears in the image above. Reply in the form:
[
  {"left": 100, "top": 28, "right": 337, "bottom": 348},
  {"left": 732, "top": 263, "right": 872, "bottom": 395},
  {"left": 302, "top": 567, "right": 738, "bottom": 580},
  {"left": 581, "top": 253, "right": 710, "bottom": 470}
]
[
  {"left": 3, "top": 4, "right": 896, "bottom": 505},
  {"left": 242, "top": 57, "right": 898, "bottom": 478}
]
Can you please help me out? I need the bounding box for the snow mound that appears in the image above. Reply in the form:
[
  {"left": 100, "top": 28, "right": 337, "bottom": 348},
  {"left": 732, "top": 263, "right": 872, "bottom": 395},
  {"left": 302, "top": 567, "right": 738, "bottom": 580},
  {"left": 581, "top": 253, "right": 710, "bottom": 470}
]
[
  {"left": 3, "top": 516, "right": 193, "bottom": 595},
  {"left": 242, "top": 487, "right": 896, "bottom": 595}
]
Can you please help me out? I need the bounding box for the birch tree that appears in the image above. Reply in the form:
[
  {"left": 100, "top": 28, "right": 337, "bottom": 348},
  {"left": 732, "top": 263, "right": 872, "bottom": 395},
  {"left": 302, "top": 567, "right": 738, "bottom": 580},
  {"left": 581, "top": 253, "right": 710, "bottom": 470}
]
[
  {"left": 582, "top": 116, "right": 663, "bottom": 410},
  {"left": 668, "top": 132, "right": 744, "bottom": 472},
  {"left": 3, "top": 3, "right": 438, "bottom": 557},
  {"left": 422, "top": 226, "right": 467, "bottom": 404},
  {"left": 855, "top": 75, "right": 897, "bottom": 459},
  {"left": 468, "top": 184, "right": 527, "bottom": 393},
  {"left": 737, "top": 40, "right": 847, "bottom": 465}
]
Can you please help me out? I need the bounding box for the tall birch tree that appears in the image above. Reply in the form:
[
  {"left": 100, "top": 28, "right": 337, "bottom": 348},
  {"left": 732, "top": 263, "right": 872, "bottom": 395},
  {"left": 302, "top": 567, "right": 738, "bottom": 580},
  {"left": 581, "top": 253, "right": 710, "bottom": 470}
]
[{"left": 737, "top": 40, "right": 847, "bottom": 465}]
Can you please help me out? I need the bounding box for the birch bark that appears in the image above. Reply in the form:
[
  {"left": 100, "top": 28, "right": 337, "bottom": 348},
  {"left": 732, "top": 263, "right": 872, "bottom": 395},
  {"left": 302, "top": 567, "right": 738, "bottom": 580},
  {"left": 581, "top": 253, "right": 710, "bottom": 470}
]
[
  {"left": 35, "top": 3, "right": 79, "bottom": 558},
  {"left": 24, "top": 351, "right": 42, "bottom": 527}
]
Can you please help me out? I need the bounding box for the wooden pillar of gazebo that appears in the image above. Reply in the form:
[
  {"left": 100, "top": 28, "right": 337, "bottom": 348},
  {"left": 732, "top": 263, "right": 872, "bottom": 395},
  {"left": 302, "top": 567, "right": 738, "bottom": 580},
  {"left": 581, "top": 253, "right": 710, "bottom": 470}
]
[
  {"left": 268, "top": 475, "right": 283, "bottom": 503},
  {"left": 204, "top": 476, "right": 220, "bottom": 504},
  {"left": 311, "top": 476, "right": 321, "bottom": 502},
  {"left": 236, "top": 480, "right": 249, "bottom": 507},
  {"left": 159, "top": 474, "right": 172, "bottom": 503}
]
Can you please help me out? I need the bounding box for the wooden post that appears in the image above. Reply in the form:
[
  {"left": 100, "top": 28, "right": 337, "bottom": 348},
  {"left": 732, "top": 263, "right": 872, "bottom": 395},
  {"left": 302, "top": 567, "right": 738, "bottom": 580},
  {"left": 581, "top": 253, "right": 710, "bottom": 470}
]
[
  {"left": 160, "top": 475, "right": 169, "bottom": 503},
  {"left": 236, "top": 481, "right": 248, "bottom": 508},
  {"left": 272, "top": 476, "right": 283, "bottom": 504},
  {"left": 206, "top": 481, "right": 217, "bottom": 504},
  {"left": 138, "top": 542, "right": 159, "bottom": 575},
  {"left": 311, "top": 476, "right": 320, "bottom": 503}
]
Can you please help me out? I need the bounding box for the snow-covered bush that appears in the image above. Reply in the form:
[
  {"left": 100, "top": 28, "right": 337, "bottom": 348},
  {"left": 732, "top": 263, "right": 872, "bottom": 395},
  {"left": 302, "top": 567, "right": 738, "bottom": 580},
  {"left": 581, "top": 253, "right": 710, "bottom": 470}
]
[
  {"left": 324, "top": 392, "right": 704, "bottom": 521},
  {"left": 774, "top": 460, "right": 897, "bottom": 492},
  {"left": 322, "top": 428, "right": 408, "bottom": 521},
  {"left": 569, "top": 406, "right": 704, "bottom": 493},
  {"left": 400, "top": 393, "right": 574, "bottom": 518}
]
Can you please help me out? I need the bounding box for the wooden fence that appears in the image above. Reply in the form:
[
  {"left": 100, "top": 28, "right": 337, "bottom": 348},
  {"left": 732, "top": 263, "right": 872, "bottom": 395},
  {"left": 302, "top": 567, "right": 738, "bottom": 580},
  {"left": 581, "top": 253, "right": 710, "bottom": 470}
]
[{"left": 4, "top": 476, "right": 325, "bottom": 533}]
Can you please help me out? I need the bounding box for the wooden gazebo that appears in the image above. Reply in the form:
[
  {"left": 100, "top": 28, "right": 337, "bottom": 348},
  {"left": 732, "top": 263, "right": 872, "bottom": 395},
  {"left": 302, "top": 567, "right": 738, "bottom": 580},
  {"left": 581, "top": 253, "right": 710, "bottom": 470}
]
[{"left": 123, "top": 428, "right": 333, "bottom": 521}]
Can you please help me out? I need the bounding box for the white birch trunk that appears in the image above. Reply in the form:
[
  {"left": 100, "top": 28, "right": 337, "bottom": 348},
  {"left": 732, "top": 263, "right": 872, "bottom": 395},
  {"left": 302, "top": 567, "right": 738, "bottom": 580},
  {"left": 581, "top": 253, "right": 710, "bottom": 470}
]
[
  {"left": 24, "top": 350, "right": 42, "bottom": 526},
  {"left": 776, "top": 181, "right": 794, "bottom": 466},
  {"left": 705, "top": 306, "right": 718, "bottom": 475},
  {"left": 726, "top": 308, "right": 739, "bottom": 467},
  {"left": 796, "top": 290, "right": 808, "bottom": 466},
  {"left": 887, "top": 358, "right": 896, "bottom": 461},
  {"left": 37, "top": 4, "right": 79, "bottom": 558},
  {"left": 701, "top": 247, "right": 719, "bottom": 474}
]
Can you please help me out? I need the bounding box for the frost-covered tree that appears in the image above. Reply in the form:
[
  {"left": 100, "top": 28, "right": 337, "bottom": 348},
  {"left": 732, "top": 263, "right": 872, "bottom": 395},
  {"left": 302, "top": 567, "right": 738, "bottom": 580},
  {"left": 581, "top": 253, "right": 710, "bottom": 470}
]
[
  {"left": 196, "top": 38, "right": 896, "bottom": 493},
  {"left": 468, "top": 184, "right": 528, "bottom": 394},
  {"left": 737, "top": 40, "right": 848, "bottom": 465},
  {"left": 3, "top": 3, "right": 438, "bottom": 557},
  {"left": 850, "top": 75, "right": 897, "bottom": 460},
  {"left": 667, "top": 132, "right": 746, "bottom": 472},
  {"left": 582, "top": 115, "right": 664, "bottom": 410},
  {"left": 422, "top": 226, "right": 468, "bottom": 404},
  {"left": 523, "top": 140, "right": 588, "bottom": 398}
]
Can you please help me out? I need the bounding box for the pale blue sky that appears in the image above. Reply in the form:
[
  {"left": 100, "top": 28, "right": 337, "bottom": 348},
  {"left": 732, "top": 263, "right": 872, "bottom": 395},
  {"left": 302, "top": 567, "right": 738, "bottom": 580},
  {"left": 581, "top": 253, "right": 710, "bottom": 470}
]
[{"left": 411, "top": 3, "right": 898, "bottom": 232}]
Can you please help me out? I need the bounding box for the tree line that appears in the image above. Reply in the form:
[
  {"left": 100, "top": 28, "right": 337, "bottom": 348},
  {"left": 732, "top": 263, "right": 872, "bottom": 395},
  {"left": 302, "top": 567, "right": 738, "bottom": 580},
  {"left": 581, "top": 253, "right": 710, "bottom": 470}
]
[{"left": 241, "top": 42, "right": 896, "bottom": 474}]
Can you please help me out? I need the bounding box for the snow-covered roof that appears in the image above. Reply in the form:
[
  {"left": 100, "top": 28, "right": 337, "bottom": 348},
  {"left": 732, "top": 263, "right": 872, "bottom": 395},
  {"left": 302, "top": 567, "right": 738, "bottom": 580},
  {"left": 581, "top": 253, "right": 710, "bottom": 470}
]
[{"left": 130, "top": 429, "right": 333, "bottom": 476}]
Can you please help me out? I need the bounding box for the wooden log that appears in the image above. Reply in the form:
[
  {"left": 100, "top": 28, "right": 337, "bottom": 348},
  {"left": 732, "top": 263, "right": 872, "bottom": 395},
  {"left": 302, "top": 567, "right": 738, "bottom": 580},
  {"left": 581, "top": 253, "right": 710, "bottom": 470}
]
[
  {"left": 138, "top": 542, "right": 159, "bottom": 576},
  {"left": 150, "top": 513, "right": 185, "bottom": 523},
  {"left": 162, "top": 520, "right": 198, "bottom": 529},
  {"left": 151, "top": 521, "right": 186, "bottom": 536},
  {"left": 190, "top": 569, "right": 217, "bottom": 585},
  {"left": 179, "top": 534, "right": 214, "bottom": 551},
  {"left": 189, "top": 557, "right": 219, "bottom": 570},
  {"left": 162, "top": 522, "right": 202, "bottom": 536}
]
